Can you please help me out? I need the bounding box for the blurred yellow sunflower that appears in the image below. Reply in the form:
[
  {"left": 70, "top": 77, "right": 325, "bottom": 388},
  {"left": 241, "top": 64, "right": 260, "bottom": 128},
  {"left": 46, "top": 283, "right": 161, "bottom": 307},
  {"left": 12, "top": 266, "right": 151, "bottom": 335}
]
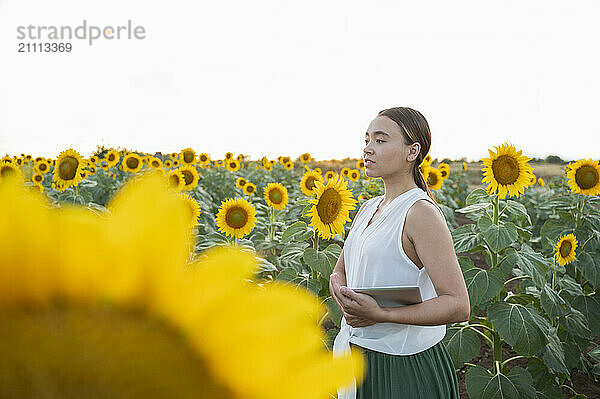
[
  {"left": 481, "top": 143, "right": 534, "bottom": 199},
  {"left": 356, "top": 160, "right": 365, "bottom": 169},
  {"left": 538, "top": 177, "right": 545, "bottom": 187},
  {"left": 422, "top": 154, "right": 433, "bottom": 166},
  {"left": 325, "top": 171, "right": 336, "bottom": 181},
  {"left": 529, "top": 175, "right": 537, "bottom": 186},
  {"left": 300, "top": 153, "right": 311, "bottom": 163},
  {"left": 348, "top": 169, "right": 360, "bottom": 182},
  {"left": 180, "top": 148, "right": 197, "bottom": 165},
  {"left": 462, "top": 162, "right": 467, "bottom": 171},
  {"left": 300, "top": 170, "right": 325, "bottom": 196},
  {"left": 566, "top": 159, "right": 600, "bottom": 196},
  {"left": 243, "top": 182, "right": 257, "bottom": 196},
  {"left": 177, "top": 165, "right": 200, "bottom": 191},
  {"left": 215, "top": 197, "right": 257, "bottom": 239},
  {"left": 173, "top": 160, "right": 180, "bottom": 168},
  {"left": 314, "top": 167, "right": 322, "bottom": 174},
  {"left": 121, "top": 154, "right": 143, "bottom": 173},
  {"left": 164, "top": 159, "right": 173, "bottom": 168},
  {"left": 167, "top": 169, "right": 186, "bottom": 192},
  {"left": 53, "top": 148, "right": 84, "bottom": 191},
  {"left": 178, "top": 192, "right": 201, "bottom": 228},
  {"left": 281, "top": 156, "right": 291, "bottom": 164},
  {"left": 307, "top": 174, "right": 358, "bottom": 240},
  {"left": 32, "top": 173, "right": 44, "bottom": 184},
  {"left": 425, "top": 167, "right": 443, "bottom": 190},
  {"left": 169, "top": 152, "right": 179, "bottom": 160},
  {"left": 198, "top": 153, "right": 210, "bottom": 165},
  {"left": 284, "top": 162, "right": 293, "bottom": 170},
  {"left": 340, "top": 167, "right": 350, "bottom": 178},
  {"left": 105, "top": 150, "right": 120, "bottom": 168},
  {"left": 554, "top": 233, "right": 578, "bottom": 266},
  {"left": 225, "top": 152, "right": 233, "bottom": 160},
  {"left": 236, "top": 177, "right": 248, "bottom": 189},
  {"left": 89, "top": 155, "right": 98, "bottom": 164},
  {"left": 264, "top": 182, "right": 289, "bottom": 210},
  {"left": 34, "top": 161, "right": 50, "bottom": 174},
  {"left": 149, "top": 157, "right": 163, "bottom": 169},
  {"left": 226, "top": 159, "right": 241, "bottom": 172}
]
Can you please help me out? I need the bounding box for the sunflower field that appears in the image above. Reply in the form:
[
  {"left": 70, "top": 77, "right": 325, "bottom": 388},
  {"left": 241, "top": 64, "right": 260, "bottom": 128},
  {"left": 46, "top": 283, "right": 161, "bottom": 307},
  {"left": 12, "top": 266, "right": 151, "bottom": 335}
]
[{"left": 1, "top": 145, "right": 600, "bottom": 398}]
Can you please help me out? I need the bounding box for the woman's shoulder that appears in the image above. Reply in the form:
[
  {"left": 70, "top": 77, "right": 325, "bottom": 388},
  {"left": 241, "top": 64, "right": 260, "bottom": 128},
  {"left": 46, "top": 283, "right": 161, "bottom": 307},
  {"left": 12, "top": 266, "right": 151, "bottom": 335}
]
[{"left": 404, "top": 197, "right": 447, "bottom": 238}]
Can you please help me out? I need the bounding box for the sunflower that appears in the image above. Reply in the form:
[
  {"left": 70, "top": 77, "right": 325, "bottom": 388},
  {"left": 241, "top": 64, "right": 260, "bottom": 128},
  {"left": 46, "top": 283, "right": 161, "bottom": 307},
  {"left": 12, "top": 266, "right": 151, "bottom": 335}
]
[
  {"left": 481, "top": 143, "right": 535, "bottom": 199},
  {"left": 167, "top": 169, "right": 186, "bottom": 192},
  {"left": 225, "top": 152, "right": 233, "bottom": 160},
  {"left": 425, "top": 167, "right": 443, "bottom": 190},
  {"left": 283, "top": 162, "right": 293, "bottom": 170},
  {"left": 341, "top": 167, "right": 350, "bottom": 178},
  {"left": 164, "top": 159, "right": 173, "bottom": 169},
  {"left": 15, "top": 158, "right": 23, "bottom": 166},
  {"left": 34, "top": 161, "right": 50, "bottom": 174},
  {"left": 0, "top": 174, "right": 364, "bottom": 398},
  {"left": 198, "top": 153, "right": 210, "bottom": 165},
  {"left": 32, "top": 173, "right": 44, "bottom": 184},
  {"left": 173, "top": 160, "right": 180, "bottom": 168},
  {"left": 263, "top": 163, "right": 273, "bottom": 172},
  {"left": 53, "top": 148, "right": 84, "bottom": 191},
  {"left": 300, "top": 153, "right": 311, "bottom": 163},
  {"left": 281, "top": 156, "right": 291, "bottom": 164},
  {"left": 314, "top": 167, "right": 322, "bottom": 174},
  {"left": 149, "top": 157, "right": 163, "bottom": 169},
  {"left": 264, "top": 183, "right": 289, "bottom": 210},
  {"left": 105, "top": 150, "right": 120, "bottom": 168},
  {"left": 215, "top": 197, "right": 257, "bottom": 239},
  {"left": 0, "top": 163, "right": 22, "bottom": 182},
  {"left": 170, "top": 152, "right": 179, "bottom": 160},
  {"left": 180, "top": 148, "right": 197, "bottom": 165},
  {"left": 300, "top": 170, "right": 325, "bottom": 196},
  {"left": 422, "top": 154, "right": 433, "bottom": 166},
  {"left": 176, "top": 165, "right": 200, "bottom": 191},
  {"left": 178, "top": 192, "right": 201, "bottom": 228},
  {"left": 243, "top": 182, "right": 257, "bottom": 196},
  {"left": 307, "top": 174, "right": 358, "bottom": 240},
  {"left": 89, "top": 155, "right": 98, "bottom": 164},
  {"left": 356, "top": 159, "right": 365, "bottom": 169},
  {"left": 554, "top": 233, "right": 578, "bottom": 266},
  {"left": 538, "top": 178, "right": 545, "bottom": 187},
  {"left": 463, "top": 162, "right": 467, "bottom": 171},
  {"left": 121, "top": 153, "right": 143, "bottom": 173},
  {"left": 566, "top": 159, "right": 600, "bottom": 196},
  {"left": 0, "top": 156, "right": 12, "bottom": 164},
  {"left": 226, "top": 159, "right": 241, "bottom": 172},
  {"left": 325, "top": 171, "right": 336, "bottom": 181},
  {"left": 348, "top": 169, "right": 360, "bottom": 182},
  {"left": 236, "top": 154, "right": 243, "bottom": 162},
  {"left": 236, "top": 177, "right": 248, "bottom": 189}
]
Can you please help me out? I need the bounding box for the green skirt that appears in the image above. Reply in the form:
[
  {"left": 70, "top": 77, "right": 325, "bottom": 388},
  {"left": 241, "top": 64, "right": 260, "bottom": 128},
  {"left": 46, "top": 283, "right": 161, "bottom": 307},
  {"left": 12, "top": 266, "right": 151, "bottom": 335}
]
[{"left": 349, "top": 340, "right": 459, "bottom": 399}]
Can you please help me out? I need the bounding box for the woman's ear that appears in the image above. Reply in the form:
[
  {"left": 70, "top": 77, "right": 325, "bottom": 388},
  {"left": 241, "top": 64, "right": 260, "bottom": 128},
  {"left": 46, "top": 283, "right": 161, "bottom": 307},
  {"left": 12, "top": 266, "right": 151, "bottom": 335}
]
[{"left": 407, "top": 142, "right": 421, "bottom": 162}]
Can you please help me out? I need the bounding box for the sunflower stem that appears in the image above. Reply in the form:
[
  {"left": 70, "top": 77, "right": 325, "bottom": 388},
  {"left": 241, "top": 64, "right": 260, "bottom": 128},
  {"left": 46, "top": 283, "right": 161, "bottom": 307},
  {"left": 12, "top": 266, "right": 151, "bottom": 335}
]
[
  {"left": 491, "top": 195, "right": 499, "bottom": 268},
  {"left": 313, "top": 230, "right": 319, "bottom": 252}
]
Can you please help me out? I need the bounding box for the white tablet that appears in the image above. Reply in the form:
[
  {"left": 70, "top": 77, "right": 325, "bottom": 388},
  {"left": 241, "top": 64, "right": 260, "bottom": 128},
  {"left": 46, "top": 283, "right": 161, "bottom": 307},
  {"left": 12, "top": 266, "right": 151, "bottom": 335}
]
[{"left": 352, "top": 286, "right": 422, "bottom": 307}]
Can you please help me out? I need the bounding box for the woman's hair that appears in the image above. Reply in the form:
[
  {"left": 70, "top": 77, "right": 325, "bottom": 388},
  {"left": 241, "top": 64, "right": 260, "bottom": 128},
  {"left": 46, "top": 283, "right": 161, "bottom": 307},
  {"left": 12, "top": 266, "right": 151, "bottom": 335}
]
[{"left": 377, "top": 106, "right": 436, "bottom": 202}]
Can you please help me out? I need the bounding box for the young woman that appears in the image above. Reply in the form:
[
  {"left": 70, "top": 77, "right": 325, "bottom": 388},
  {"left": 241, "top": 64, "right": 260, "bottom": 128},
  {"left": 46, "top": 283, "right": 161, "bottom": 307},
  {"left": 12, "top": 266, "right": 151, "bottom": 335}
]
[{"left": 330, "top": 107, "right": 469, "bottom": 399}]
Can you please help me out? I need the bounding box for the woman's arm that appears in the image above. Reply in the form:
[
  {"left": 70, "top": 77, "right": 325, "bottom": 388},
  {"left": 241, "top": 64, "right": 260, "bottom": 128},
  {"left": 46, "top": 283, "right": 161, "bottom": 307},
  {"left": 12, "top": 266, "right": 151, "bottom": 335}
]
[{"left": 337, "top": 199, "right": 470, "bottom": 326}]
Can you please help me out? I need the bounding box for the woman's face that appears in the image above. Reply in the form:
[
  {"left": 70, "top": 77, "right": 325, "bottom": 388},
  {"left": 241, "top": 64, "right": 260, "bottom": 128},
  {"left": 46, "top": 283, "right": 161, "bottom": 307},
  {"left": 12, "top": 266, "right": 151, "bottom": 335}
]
[{"left": 363, "top": 115, "right": 420, "bottom": 178}]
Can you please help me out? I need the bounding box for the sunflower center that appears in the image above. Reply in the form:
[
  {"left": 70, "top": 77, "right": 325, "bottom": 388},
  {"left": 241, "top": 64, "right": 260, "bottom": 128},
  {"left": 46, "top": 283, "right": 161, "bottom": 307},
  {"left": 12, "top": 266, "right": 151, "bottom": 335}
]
[
  {"left": 226, "top": 207, "right": 248, "bottom": 228},
  {"left": 182, "top": 170, "right": 193, "bottom": 185},
  {"left": 441, "top": 170, "right": 447, "bottom": 178},
  {"left": 427, "top": 173, "right": 439, "bottom": 186},
  {"left": 34, "top": 175, "right": 43, "bottom": 182},
  {"left": 491, "top": 155, "right": 519, "bottom": 185},
  {"left": 200, "top": 155, "right": 207, "bottom": 162},
  {"left": 559, "top": 241, "right": 572, "bottom": 258},
  {"left": 58, "top": 157, "right": 79, "bottom": 180},
  {"left": 108, "top": 154, "right": 115, "bottom": 162},
  {"left": 0, "top": 306, "right": 232, "bottom": 398},
  {"left": 246, "top": 186, "right": 254, "bottom": 193},
  {"left": 317, "top": 188, "right": 342, "bottom": 224},
  {"left": 575, "top": 165, "right": 599, "bottom": 190},
  {"left": 269, "top": 189, "right": 283, "bottom": 204},
  {"left": 126, "top": 157, "right": 139, "bottom": 169},
  {"left": 39, "top": 164, "right": 48, "bottom": 172},
  {"left": 152, "top": 161, "right": 160, "bottom": 167},
  {"left": 0, "top": 166, "right": 15, "bottom": 177},
  {"left": 229, "top": 162, "right": 236, "bottom": 168},
  {"left": 305, "top": 177, "right": 316, "bottom": 190},
  {"left": 169, "top": 174, "right": 181, "bottom": 187},
  {"left": 184, "top": 152, "right": 194, "bottom": 163}
]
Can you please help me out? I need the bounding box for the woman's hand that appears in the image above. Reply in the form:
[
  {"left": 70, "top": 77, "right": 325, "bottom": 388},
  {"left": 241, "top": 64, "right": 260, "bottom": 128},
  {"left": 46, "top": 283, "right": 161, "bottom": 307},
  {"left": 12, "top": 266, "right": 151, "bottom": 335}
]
[{"left": 330, "top": 273, "right": 385, "bottom": 327}]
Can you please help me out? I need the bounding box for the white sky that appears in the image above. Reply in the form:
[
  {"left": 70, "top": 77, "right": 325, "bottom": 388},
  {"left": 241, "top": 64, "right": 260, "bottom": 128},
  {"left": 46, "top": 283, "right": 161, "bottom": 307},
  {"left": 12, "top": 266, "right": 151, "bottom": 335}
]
[{"left": 1, "top": 0, "right": 599, "bottom": 162}]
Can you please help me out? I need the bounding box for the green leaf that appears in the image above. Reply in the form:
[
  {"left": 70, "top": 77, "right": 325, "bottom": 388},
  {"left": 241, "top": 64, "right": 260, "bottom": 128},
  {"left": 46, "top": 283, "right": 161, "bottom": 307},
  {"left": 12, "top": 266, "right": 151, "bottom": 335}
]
[
  {"left": 539, "top": 326, "right": 569, "bottom": 375},
  {"left": 442, "top": 327, "right": 480, "bottom": 368},
  {"left": 503, "top": 200, "right": 532, "bottom": 226},
  {"left": 488, "top": 302, "right": 548, "bottom": 356},
  {"left": 526, "top": 358, "right": 562, "bottom": 399},
  {"left": 540, "top": 284, "right": 569, "bottom": 319},
  {"left": 571, "top": 293, "right": 600, "bottom": 337},
  {"left": 280, "top": 242, "right": 309, "bottom": 262},
  {"left": 321, "top": 244, "right": 342, "bottom": 277},
  {"left": 478, "top": 216, "right": 519, "bottom": 253},
  {"left": 558, "top": 275, "right": 584, "bottom": 297},
  {"left": 465, "top": 365, "right": 536, "bottom": 399},
  {"left": 466, "top": 188, "right": 492, "bottom": 205},
  {"left": 277, "top": 267, "right": 298, "bottom": 282},
  {"left": 461, "top": 261, "right": 505, "bottom": 308},
  {"left": 452, "top": 224, "right": 482, "bottom": 253},
  {"left": 540, "top": 218, "right": 575, "bottom": 251},
  {"left": 573, "top": 251, "right": 600, "bottom": 289},
  {"left": 281, "top": 221, "right": 310, "bottom": 244},
  {"left": 325, "top": 297, "right": 343, "bottom": 327},
  {"left": 303, "top": 248, "right": 332, "bottom": 276},
  {"left": 559, "top": 308, "right": 592, "bottom": 340},
  {"left": 504, "top": 245, "right": 549, "bottom": 288}
]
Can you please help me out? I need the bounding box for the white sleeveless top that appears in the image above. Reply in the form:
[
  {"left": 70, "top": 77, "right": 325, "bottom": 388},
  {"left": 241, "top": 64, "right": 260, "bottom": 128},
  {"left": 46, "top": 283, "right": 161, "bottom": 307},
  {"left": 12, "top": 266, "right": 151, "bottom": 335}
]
[{"left": 333, "top": 187, "right": 447, "bottom": 399}]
